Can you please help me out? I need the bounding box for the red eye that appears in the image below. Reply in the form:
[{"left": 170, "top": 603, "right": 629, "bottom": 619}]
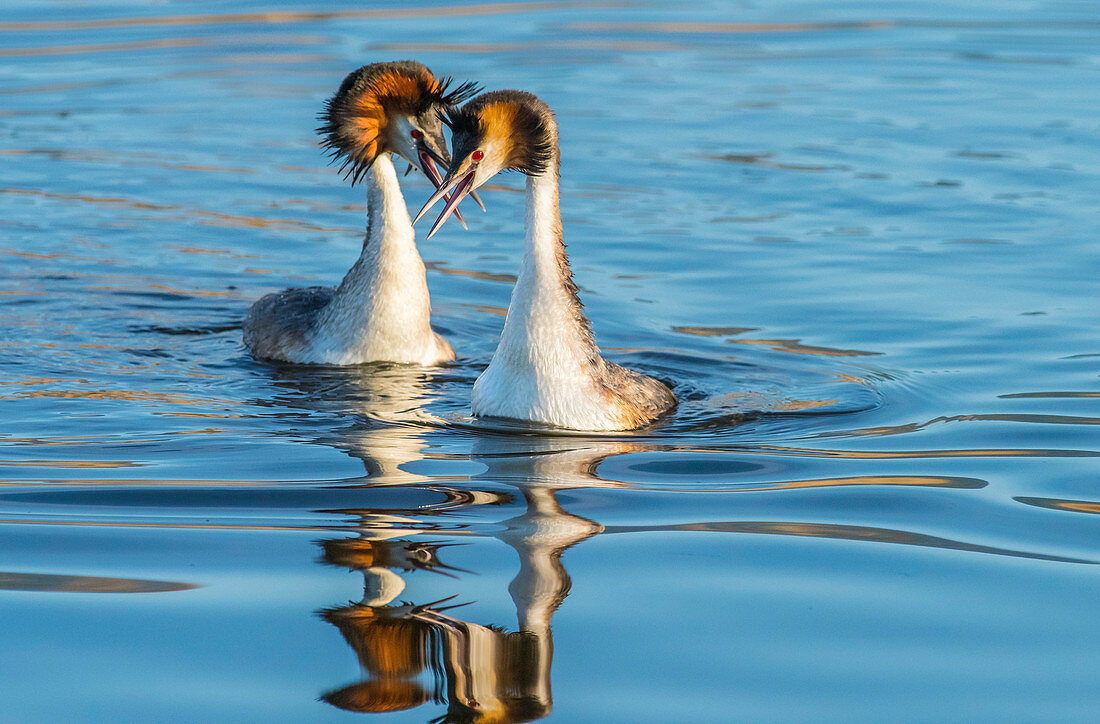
[
  {"left": 410, "top": 129, "right": 422, "bottom": 139},
  {"left": 472, "top": 150, "right": 484, "bottom": 161}
]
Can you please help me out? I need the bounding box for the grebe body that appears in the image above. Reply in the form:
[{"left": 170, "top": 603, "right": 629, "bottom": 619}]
[
  {"left": 243, "top": 61, "right": 478, "bottom": 366},
  {"left": 418, "top": 91, "right": 676, "bottom": 430}
]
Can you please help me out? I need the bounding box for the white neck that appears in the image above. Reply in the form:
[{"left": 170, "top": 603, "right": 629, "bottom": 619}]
[
  {"left": 493, "top": 157, "right": 599, "bottom": 373},
  {"left": 312, "top": 154, "right": 448, "bottom": 365},
  {"left": 471, "top": 153, "right": 629, "bottom": 428}
]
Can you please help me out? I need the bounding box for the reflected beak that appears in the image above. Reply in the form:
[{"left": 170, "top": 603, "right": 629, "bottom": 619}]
[{"left": 417, "top": 144, "right": 467, "bottom": 230}]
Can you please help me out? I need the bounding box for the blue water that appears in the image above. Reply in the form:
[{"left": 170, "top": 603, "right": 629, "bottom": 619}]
[{"left": 3, "top": 0, "right": 1100, "bottom": 720}]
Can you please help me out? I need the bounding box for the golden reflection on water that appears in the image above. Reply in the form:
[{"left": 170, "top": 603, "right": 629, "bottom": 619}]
[
  {"left": 0, "top": 79, "right": 137, "bottom": 97},
  {"left": 0, "top": 388, "right": 226, "bottom": 405},
  {"left": 714, "top": 475, "right": 986, "bottom": 493},
  {"left": 721, "top": 392, "right": 837, "bottom": 412},
  {"left": 1015, "top": 496, "right": 1100, "bottom": 516},
  {"left": 425, "top": 260, "right": 518, "bottom": 284},
  {"left": 566, "top": 20, "right": 896, "bottom": 34},
  {"left": 0, "top": 188, "right": 354, "bottom": 234},
  {"left": 706, "top": 444, "right": 1100, "bottom": 459},
  {"left": 374, "top": 39, "right": 688, "bottom": 53},
  {"left": 0, "top": 247, "right": 99, "bottom": 262},
  {"left": 0, "top": 478, "right": 311, "bottom": 487},
  {"left": 703, "top": 151, "right": 848, "bottom": 173},
  {"left": 145, "top": 284, "right": 246, "bottom": 299},
  {"left": 0, "top": 571, "right": 199, "bottom": 593},
  {"left": 1000, "top": 391, "right": 1100, "bottom": 399},
  {"left": 0, "top": 37, "right": 210, "bottom": 58},
  {"left": 157, "top": 412, "right": 244, "bottom": 419},
  {"left": 467, "top": 303, "right": 509, "bottom": 317},
  {"left": 171, "top": 245, "right": 259, "bottom": 259},
  {"left": 0, "top": 148, "right": 256, "bottom": 175},
  {"left": 0, "top": 459, "right": 138, "bottom": 469},
  {"left": 0, "top": 2, "right": 614, "bottom": 32},
  {"left": 672, "top": 325, "right": 758, "bottom": 337},
  {"left": 729, "top": 338, "right": 880, "bottom": 357},
  {"left": 0, "top": 518, "right": 328, "bottom": 532},
  {"left": 810, "top": 412, "right": 1100, "bottom": 440}
]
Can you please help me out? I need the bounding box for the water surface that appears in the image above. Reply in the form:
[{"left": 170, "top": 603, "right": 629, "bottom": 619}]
[{"left": 2, "top": 0, "right": 1100, "bottom": 720}]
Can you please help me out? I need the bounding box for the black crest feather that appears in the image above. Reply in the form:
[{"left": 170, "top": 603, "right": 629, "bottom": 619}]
[
  {"left": 315, "top": 61, "right": 479, "bottom": 184},
  {"left": 441, "top": 102, "right": 479, "bottom": 135},
  {"left": 445, "top": 90, "right": 556, "bottom": 176},
  {"left": 429, "top": 76, "right": 481, "bottom": 111},
  {"left": 508, "top": 94, "right": 555, "bottom": 176}
]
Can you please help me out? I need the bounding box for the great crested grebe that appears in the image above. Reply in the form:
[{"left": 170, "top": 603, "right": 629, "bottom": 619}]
[
  {"left": 243, "top": 61, "right": 479, "bottom": 366},
  {"left": 415, "top": 90, "right": 676, "bottom": 431}
]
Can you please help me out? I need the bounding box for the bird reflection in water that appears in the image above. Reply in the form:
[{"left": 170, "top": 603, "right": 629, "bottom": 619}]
[
  {"left": 317, "top": 479, "right": 604, "bottom": 722},
  {"left": 262, "top": 361, "right": 446, "bottom": 485},
  {"left": 282, "top": 362, "right": 619, "bottom": 721}
]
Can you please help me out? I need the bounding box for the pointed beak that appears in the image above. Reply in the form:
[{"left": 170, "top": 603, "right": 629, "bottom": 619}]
[
  {"left": 417, "top": 143, "right": 468, "bottom": 230},
  {"left": 425, "top": 172, "right": 475, "bottom": 240},
  {"left": 414, "top": 159, "right": 478, "bottom": 240},
  {"left": 469, "top": 187, "right": 486, "bottom": 213}
]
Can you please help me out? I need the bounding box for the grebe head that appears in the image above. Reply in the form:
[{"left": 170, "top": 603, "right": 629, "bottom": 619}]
[
  {"left": 318, "top": 61, "right": 479, "bottom": 187},
  {"left": 414, "top": 90, "right": 556, "bottom": 238}
]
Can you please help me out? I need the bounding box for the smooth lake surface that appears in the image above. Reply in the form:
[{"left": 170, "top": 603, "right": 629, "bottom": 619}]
[{"left": 2, "top": 0, "right": 1100, "bottom": 720}]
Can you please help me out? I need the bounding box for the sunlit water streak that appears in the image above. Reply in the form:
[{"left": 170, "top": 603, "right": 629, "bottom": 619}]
[{"left": 2, "top": 0, "right": 1100, "bottom": 720}]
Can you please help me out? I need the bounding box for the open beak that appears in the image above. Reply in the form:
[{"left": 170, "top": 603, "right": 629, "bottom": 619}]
[
  {"left": 422, "top": 142, "right": 485, "bottom": 213},
  {"left": 469, "top": 186, "right": 486, "bottom": 213},
  {"left": 417, "top": 143, "right": 468, "bottom": 231},
  {"left": 413, "top": 159, "right": 479, "bottom": 240}
]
